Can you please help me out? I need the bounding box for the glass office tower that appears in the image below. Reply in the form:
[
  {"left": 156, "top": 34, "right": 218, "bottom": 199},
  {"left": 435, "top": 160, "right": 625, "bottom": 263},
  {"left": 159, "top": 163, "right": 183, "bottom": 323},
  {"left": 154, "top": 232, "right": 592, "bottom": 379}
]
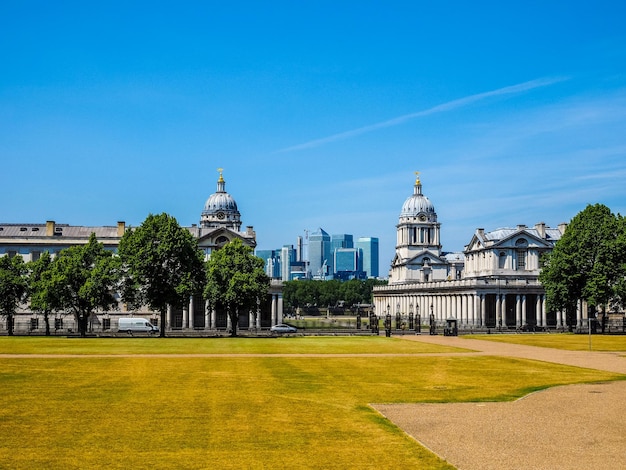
[{"left": 356, "top": 237, "right": 379, "bottom": 278}]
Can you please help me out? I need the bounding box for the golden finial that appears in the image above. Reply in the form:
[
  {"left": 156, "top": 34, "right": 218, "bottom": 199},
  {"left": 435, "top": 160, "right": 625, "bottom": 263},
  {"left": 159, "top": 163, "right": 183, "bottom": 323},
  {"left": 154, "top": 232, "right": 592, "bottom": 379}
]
[
  {"left": 217, "top": 167, "right": 224, "bottom": 182},
  {"left": 415, "top": 171, "right": 421, "bottom": 185}
]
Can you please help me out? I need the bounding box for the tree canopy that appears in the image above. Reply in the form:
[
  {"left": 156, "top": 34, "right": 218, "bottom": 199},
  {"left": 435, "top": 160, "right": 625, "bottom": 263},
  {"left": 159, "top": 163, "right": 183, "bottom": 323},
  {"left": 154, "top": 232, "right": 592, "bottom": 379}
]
[
  {"left": 283, "top": 278, "right": 386, "bottom": 310},
  {"left": 118, "top": 213, "right": 206, "bottom": 337},
  {"left": 44, "top": 233, "right": 120, "bottom": 336},
  {"left": 0, "top": 255, "right": 29, "bottom": 336},
  {"left": 28, "top": 251, "right": 56, "bottom": 336},
  {"left": 205, "top": 238, "right": 270, "bottom": 336},
  {"left": 540, "top": 204, "right": 626, "bottom": 324}
]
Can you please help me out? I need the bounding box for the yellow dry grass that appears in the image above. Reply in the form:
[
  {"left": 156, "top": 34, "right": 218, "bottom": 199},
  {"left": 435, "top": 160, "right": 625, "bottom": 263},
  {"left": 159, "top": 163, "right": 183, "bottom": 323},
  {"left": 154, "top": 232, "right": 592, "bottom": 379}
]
[
  {"left": 466, "top": 333, "right": 626, "bottom": 351},
  {"left": 0, "top": 337, "right": 621, "bottom": 469}
]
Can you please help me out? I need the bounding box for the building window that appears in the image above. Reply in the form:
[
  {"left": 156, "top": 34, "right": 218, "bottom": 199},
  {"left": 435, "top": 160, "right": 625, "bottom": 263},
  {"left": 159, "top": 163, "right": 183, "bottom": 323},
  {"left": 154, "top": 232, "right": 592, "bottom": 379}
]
[
  {"left": 498, "top": 252, "right": 506, "bottom": 269},
  {"left": 31, "top": 251, "right": 41, "bottom": 261},
  {"left": 7, "top": 250, "right": 17, "bottom": 258},
  {"left": 517, "top": 250, "right": 527, "bottom": 270},
  {"left": 215, "top": 236, "right": 229, "bottom": 247}
]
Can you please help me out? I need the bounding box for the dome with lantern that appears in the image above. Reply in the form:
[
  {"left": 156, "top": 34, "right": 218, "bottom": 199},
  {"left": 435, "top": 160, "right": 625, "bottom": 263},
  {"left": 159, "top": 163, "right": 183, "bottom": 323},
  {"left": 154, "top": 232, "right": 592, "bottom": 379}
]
[
  {"left": 400, "top": 173, "right": 437, "bottom": 220},
  {"left": 200, "top": 169, "right": 242, "bottom": 230}
]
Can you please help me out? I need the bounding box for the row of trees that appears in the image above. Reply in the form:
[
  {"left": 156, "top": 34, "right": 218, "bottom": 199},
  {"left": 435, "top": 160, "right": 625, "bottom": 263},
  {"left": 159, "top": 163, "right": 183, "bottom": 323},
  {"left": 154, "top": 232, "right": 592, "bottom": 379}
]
[
  {"left": 0, "top": 213, "right": 269, "bottom": 337},
  {"left": 283, "top": 278, "right": 387, "bottom": 312},
  {"left": 540, "top": 204, "right": 626, "bottom": 328}
]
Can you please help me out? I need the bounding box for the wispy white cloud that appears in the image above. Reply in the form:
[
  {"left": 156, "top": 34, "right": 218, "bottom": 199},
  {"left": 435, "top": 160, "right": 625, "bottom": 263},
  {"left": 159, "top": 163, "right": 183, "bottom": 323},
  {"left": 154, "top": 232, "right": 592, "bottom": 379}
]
[{"left": 275, "top": 77, "right": 568, "bottom": 153}]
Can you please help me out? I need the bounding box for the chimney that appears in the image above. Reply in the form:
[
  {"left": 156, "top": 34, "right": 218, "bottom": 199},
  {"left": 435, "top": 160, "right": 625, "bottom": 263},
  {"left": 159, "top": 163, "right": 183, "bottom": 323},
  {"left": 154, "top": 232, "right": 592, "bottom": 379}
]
[
  {"left": 46, "top": 220, "right": 55, "bottom": 236},
  {"left": 246, "top": 226, "right": 255, "bottom": 237},
  {"left": 117, "top": 221, "right": 126, "bottom": 237},
  {"left": 477, "top": 228, "right": 485, "bottom": 238},
  {"left": 517, "top": 224, "right": 527, "bottom": 231},
  {"left": 558, "top": 222, "right": 568, "bottom": 235},
  {"left": 535, "top": 222, "right": 546, "bottom": 239}
]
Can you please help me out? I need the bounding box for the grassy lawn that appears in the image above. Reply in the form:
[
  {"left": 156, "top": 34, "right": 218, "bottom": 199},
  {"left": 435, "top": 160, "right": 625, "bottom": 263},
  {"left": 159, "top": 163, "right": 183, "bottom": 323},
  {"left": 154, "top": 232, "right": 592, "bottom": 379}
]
[
  {"left": 0, "top": 337, "right": 623, "bottom": 469},
  {"left": 465, "top": 333, "right": 626, "bottom": 352},
  {"left": 0, "top": 335, "right": 471, "bottom": 355}
]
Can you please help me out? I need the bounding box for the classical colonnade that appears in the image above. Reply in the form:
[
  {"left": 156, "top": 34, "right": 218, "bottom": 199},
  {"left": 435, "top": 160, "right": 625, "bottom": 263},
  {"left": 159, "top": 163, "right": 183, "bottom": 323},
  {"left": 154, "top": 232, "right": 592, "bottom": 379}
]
[
  {"left": 373, "top": 280, "right": 593, "bottom": 330},
  {"left": 168, "top": 292, "right": 284, "bottom": 330}
]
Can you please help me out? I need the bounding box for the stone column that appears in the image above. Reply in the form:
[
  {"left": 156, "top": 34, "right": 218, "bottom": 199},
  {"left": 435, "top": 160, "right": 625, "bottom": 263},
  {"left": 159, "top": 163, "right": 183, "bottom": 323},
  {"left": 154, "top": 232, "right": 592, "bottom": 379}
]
[
  {"left": 189, "top": 296, "right": 194, "bottom": 330},
  {"left": 516, "top": 295, "right": 522, "bottom": 327},
  {"left": 502, "top": 295, "right": 507, "bottom": 328},
  {"left": 271, "top": 295, "right": 277, "bottom": 326},
  {"left": 205, "top": 300, "right": 211, "bottom": 329},
  {"left": 277, "top": 295, "right": 284, "bottom": 324},
  {"left": 211, "top": 307, "right": 216, "bottom": 330},
  {"left": 541, "top": 296, "right": 547, "bottom": 327},
  {"left": 536, "top": 296, "right": 542, "bottom": 327},
  {"left": 521, "top": 295, "right": 527, "bottom": 327},
  {"left": 480, "top": 294, "right": 486, "bottom": 327}
]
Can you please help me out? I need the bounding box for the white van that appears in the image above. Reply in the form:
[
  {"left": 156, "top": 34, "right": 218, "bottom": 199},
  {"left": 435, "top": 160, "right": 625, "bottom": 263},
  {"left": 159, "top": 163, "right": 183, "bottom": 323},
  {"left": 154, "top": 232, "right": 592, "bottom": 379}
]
[{"left": 118, "top": 317, "right": 159, "bottom": 334}]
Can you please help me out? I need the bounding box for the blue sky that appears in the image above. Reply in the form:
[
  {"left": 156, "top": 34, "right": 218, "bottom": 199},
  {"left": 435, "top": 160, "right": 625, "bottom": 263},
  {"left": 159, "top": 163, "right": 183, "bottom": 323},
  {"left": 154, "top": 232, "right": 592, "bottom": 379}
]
[{"left": 2, "top": 1, "right": 626, "bottom": 271}]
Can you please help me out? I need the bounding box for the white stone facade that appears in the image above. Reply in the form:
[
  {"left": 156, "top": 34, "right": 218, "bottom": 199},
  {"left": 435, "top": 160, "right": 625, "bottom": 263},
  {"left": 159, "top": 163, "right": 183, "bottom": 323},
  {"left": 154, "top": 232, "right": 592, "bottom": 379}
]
[{"left": 373, "top": 175, "right": 576, "bottom": 331}]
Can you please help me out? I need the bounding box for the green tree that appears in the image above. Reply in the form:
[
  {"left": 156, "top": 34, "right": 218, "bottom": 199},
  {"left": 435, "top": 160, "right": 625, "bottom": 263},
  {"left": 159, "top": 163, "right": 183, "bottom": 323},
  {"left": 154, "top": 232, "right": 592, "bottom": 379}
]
[
  {"left": 205, "top": 238, "right": 270, "bottom": 336},
  {"left": 540, "top": 204, "right": 626, "bottom": 330},
  {"left": 46, "top": 234, "right": 120, "bottom": 336},
  {"left": 0, "top": 255, "right": 29, "bottom": 336},
  {"left": 118, "top": 213, "right": 206, "bottom": 337},
  {"left": 28, "top": 252, "right": 57, "bottom": 336}
]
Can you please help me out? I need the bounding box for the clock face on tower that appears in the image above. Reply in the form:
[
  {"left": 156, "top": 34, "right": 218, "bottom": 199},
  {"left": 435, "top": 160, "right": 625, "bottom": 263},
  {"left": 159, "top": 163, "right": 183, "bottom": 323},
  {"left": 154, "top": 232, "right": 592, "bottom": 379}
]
[
  {"left": 419, "top": 214, "right": 427, "bottom": 222},
  {"left": 217, "top": 211, "right": 225, "bottom": 220}
]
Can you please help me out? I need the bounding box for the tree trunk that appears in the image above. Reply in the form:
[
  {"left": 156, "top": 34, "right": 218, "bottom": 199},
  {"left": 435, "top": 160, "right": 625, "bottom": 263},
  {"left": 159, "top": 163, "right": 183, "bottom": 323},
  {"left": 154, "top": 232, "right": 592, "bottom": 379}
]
[
  {"left": 160, "top": 308, "right": 166, "bottom": 338},
  {"left": 229, "top": 310, "right": 238, "bottom": 337},
  {"left": 7, "top": 315, "right": 14, "bottom": 336},
  {"left": 79, "top": 313, "right": 88, "bottom": 337}
]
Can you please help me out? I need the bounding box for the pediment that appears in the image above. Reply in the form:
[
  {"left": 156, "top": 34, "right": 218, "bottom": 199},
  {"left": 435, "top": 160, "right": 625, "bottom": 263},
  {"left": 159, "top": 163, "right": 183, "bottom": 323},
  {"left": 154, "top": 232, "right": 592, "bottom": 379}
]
[
  {"left": 492, "top": 230, "right": 552, "bottom": 249},
  {"left": 197, "top": 227, "right": 255, "bottom": 249},
  {"left": 405, "top": 249, "right": 448, "bottom": 266}
]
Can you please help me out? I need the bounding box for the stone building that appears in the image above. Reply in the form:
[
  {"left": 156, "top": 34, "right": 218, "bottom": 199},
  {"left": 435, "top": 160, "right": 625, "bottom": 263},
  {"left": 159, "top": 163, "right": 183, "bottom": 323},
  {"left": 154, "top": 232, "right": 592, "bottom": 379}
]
[
  {"left": 373, "top": 174, "right": 575, "bottom": 331},
  {"left": 0, "top": 169, "right": 283, "bottom": 334}
]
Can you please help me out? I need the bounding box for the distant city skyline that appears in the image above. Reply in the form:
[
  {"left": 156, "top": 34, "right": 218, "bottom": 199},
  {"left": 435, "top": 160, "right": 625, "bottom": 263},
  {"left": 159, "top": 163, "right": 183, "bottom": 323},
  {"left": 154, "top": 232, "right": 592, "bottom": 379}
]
[
  {"left": 2, "top": 3, "right": 625, "bottom": 268},
  {"left": 258, "top": 231, "right": 379, "bottom": 280}
]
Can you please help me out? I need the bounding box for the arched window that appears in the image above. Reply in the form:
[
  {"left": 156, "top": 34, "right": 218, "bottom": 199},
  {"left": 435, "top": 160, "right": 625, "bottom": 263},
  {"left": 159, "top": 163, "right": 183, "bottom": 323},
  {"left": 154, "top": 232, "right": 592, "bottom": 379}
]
[{"left": 215, "top": 236, "right": 229, "bottom": 248}]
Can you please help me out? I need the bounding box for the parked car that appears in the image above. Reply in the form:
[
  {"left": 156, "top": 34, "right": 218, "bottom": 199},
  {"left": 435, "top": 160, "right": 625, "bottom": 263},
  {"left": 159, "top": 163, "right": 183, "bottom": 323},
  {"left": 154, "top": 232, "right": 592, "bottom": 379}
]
[{"left": 270, "top": 323, "right": 297, "bottom": 334}]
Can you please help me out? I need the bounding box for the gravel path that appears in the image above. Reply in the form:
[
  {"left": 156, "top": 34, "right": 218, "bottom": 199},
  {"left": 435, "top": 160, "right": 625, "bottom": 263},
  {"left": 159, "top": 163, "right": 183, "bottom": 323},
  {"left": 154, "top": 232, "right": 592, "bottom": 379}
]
[{"left": 374, "top": 335, "right": 626, "bottom": 470}]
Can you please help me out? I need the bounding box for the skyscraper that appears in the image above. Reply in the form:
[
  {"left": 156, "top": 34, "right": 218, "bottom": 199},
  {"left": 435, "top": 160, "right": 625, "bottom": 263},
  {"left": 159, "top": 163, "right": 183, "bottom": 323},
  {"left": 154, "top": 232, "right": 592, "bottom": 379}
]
[
  {"left": 308, "top": 228, "right": 331, "bottom": 279},
  {"left": 357, "top": 237, "right": 379, "bottom": 278}
]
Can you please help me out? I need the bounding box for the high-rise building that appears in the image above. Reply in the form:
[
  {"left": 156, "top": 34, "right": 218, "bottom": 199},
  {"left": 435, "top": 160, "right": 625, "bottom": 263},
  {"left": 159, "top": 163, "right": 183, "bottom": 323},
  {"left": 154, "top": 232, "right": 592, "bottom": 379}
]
[
  {"left": 357, "top": 237, "right": 379, "bottom": 278},
  {"left": 281, "top": 245, "right": 294, "bottom": 281},
  {"left": 334, "top": 248, "right": 358, "bottom": 272},
  {"left": 256, "top": 249, "right": 281, "bottom": 279},
  {"left": 308, "top": 228, "right": 331, "bottom": 279}
]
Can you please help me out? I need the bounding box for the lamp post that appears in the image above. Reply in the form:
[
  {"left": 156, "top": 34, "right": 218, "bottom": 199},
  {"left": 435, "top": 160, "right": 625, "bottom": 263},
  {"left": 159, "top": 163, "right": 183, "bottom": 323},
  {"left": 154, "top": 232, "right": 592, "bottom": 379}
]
[
  {"left": 409, "top": 303, "right": 414, "bottom": 331},
  {"left": 385, "top": 304, "right": 391, "bottom": 337},
  {"left": 429, "top": 303, "right": 435, "bottom": 335},
  {"left": 396, "top": 302, "right": 401, "bottom": 330},
  {"left": 416, "top": 304, "right": 421, "bottom": 333}
]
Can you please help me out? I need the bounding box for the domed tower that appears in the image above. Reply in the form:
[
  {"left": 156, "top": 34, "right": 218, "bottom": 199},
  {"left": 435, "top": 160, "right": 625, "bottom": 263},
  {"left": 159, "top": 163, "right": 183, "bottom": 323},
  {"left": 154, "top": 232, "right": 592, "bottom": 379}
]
[
  {"left": 397, "top": 172, "right": 441, "bottom": 252},
  {"left": 200, "top": 169, "right": 242, "bottom": 230},
  {"left": 389, "top": 173, "right": 447, "bottom": 284}
]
